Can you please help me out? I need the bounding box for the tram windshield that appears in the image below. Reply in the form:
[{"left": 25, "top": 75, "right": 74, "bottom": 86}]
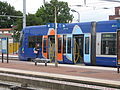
[{"left": 28, "top": 36, "right": 42, "bottom": 48}]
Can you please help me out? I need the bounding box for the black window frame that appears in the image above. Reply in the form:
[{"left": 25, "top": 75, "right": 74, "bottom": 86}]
[
  {"left": 101, "top": 33, "right": 116, "bottom": 55},
  {"left": 58, "top": 37, "right": 62, "bottom": 53},
  {"left": 63, "top": 35, "right": 66, "bottom": 53},
  {"left": 43, "top": 38, "right": 47, "bottom": 53},
  {"left": 67, "top": 37, "right": 71, "bottom": 54},
  {"left": 28, "top": 36, "right": 42, "bottom": 48},
  {"left": 85, "top": 37, "right": 89, "bottom": 54}
]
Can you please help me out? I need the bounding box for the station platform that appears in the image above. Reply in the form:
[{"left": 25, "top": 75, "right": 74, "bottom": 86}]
[{"left": 0, "top": 59, "right": 119, "bottom": 89}]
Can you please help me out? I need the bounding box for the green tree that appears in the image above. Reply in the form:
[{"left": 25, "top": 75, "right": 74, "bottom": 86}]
[
  {"left": 0, "top": 1, "right": 23, "bottom": 42},
  {"left": 26, "top": 13, "right": 42, "bottom": 26},
  {"left": 0, "top": 1, "right": 22, "bottom": 28},
  {"left": 36, "top": 0, "right": 73, "bottom": 24},
  {"left": 14, "top": 13, "right": 43, "bottom": 42}
]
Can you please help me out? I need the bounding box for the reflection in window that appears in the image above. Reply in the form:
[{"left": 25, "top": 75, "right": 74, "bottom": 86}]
[
  {"left": 67, "top": 37, "right": 71, "bottom": 53},
  {"left": 28, "top": 36, "right": 42, "bottom": 48},
  {"left": 58, "top": 38, "right": 62, "bottom": 53},
  {"left": 43, "top": 39, "right": 47, "bottom": 53},
  {"left": 63, "top": 35, "right": 66, "bottom": 53},
  {"left": 101, "top": 33, "right": 116, "bottom": 55},
  {"left": 85, "top": 37, "right": 89, "bottom": 54}
]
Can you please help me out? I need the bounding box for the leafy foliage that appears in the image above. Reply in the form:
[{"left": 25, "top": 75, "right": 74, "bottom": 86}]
[
  {"left": 36, "top": 0, "right": 73, "bottom": 24},
  {"left": 26, "top": 13, "right": 42, "bottom": 26},
  {"left": 0, "top": 1, "right": 22, "bottom": 42},
  {"left": 0, "top": 0, "right": 73, "bottom": 42},
  {"left": 0, "top": 1, "right": 22, "bottom": 28}
]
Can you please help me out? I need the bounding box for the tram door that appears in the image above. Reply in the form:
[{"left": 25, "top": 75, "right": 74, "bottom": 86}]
[
  {"left": 42, "top": 36, "right": 48, "bottom": 59},
  {"left": 48, "top": 35, "right": 55, "bottom": 62},
  {"left": 73, "top": 35, "right": 84, "bottom": 64}
]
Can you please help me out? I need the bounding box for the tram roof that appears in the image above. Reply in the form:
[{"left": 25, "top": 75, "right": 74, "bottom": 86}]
[
  {"left": 22, "top": 25, "right": 48, "bottom": 35},
  {"left": 22, "top": 20, "right": 117, "bottom": 36},
  {"left": 96, "top": 20, "right": 117, "bottom": 32},
  {"left": 57, "top": 22, "right": 91, "bottom": 34},
  {"left": 57, "top": 20, "right": 117, "bottom": 34}
]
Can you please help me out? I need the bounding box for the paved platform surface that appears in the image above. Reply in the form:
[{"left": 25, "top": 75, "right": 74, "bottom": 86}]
[{"left": 0, "top": 59, "right": 120, "bottom": 88}]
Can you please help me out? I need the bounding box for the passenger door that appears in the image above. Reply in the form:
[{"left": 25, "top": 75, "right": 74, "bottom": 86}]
[
  {"left": 73, "top": 35, "right": 84, "bottom": 64},
  {"left": 57, "top": 35, "right": 63, "bottom": 62},
  {"left": 42, "top": 36, "right": 48, "bottom": 59},
  {"left": 84, "top": 34, "right": 91, "bottom": 64},
  {"left": 48, "top": 35, "right": 55, "bottom": 62},
  {"left": 65, "top": 35, "right": 73, "bottom": 63}
]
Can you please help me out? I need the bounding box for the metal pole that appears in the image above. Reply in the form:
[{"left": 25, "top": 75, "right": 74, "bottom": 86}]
[
  {"left": 91, "top": 22, "right": 96, "bottom": 65},
  {"left": 13, "top": 31, "right": 14, "bottom": 54},
  {"left": 43, "top": 0, "right": 45, "bottom": 6},
  {"left": 71, "top": 9, "right": 80, "bottom": 22},
  {"left": 7, "top": 37, "right": 9, "bottom": 63},
  {"left": 76, "top": 12, "right": 80, "bottom": 22},
  {"left": 84, "top": 0, "right": 86, "bottom": 6},
  {"left": 2, "top": 53, "right": 3, "bottom": 63},
  {"left": 23, "top": 0, "right": 26, "bottom": 28},
  {"left": 117, "top": 67, "right": 119, "bottom": 73},
  {"left": 55, "top": 6, "right": 58, "bottom": 67}
]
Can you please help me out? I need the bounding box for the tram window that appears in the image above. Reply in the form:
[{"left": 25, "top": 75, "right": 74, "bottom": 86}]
[
  {"left": 58, "top": 38, "right": 62, "bottom": 53},
  {"left": 28, "top": 36, "right": 34, "bottom": 48},
  {"left": 85, "top": 37, "right": 89, "bottom": 54},
  {"left": 63, "top": 35, "right": 66, "bottom": 53},
  {"left": 19, "top": 31, "right": 24, "bottom": 47},
  {"left": 43, "top": 39, "right": 47, "bottom": 53},
  {"left": 101, "top": 33, "right": 116, "bottom": 55},
  {"left": 28, "top": 36, "right": 42, "bottom": 48},
  {"left": 67, "top": 37, "right": 71, "bottom": 53},
  {"left": 37, "top": 36, "right": 42, "bottom": 48}
]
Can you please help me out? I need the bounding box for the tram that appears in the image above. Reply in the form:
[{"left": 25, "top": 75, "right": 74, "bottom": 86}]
[{"left": 18, "top": 20, "right": 118, "bottom": 66}]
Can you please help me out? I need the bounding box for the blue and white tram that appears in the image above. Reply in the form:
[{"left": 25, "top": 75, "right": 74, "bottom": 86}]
[{"left": 18, "top": 20, "right": 118, "bottom": 66}]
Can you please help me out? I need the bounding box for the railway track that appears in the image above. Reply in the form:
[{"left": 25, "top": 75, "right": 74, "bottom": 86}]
[
  {"left": 0, "top": 80, "right": 40, "bottom": 90},
  {"left": 0, "top": 55, "right": 18, "bottom": 60},
  {"left": 0, "top": 71, "right": 119, "bottom": 90}
]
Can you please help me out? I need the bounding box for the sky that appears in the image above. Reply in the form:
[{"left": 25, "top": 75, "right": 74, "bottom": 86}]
[{"left": 1, "top": 0, "right": 120, "bottom": 22}]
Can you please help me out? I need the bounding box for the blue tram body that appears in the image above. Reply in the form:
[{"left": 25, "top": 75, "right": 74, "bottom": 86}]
[{"left": 18, "top": 20, "right": 118, "bottom": 67}]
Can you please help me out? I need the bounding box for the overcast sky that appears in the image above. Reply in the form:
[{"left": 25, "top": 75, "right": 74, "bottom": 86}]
[{"left": 1, "top": 0, "right": 120, "bottom": 22}]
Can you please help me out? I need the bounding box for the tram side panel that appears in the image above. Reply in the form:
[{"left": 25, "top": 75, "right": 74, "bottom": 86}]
[
  {"left": 42, "top": 36, "right": 49, "bottom": 59},
  {"left": 57, "top": 35, "right": 63, "bottom": 63},
  {"left": 84, "top": 34, "right": 91, "bottom": 65},
  {"left": 18, "top": 25, "right": 49, "bottom": 61},
  {"left": 63, "top": 34, "right": 74, "bottom": 64},
  {"left": 19, "top": 29, "right": 35, "bottom": 61},
  {"left": 85, "top": 21, "right": 117, "bottom": 67},
  {"left": 96, "top": 33, "right": 117, "bottom": 66},
  {"left": 84, "top": 32, "right": 117, "bottom": 66},
  {"left": 18, "top": 31, "right": 26, "bottom": 60},
  {"left": 19, "top": 30, "right": 34, "bottom": 61},
  {"left": 18, "top": 20, "right": 117, "bottom": 66}
]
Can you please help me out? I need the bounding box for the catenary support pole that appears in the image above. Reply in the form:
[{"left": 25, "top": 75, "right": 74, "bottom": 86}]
[
  {"left": 7, "top": 37, "right": 9, "bottom": 63},
  {"left": 23, "top": 0, "right": 26, "bottom": 28},
  {"left": 2, "top": 53, "right": 3, "bottom": 63},
  {"left": 55, "top": 6, "right": 58, "bottom": 67},
  {"left": 91, "top": 22, "right": 96, "bottom": 65}
]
